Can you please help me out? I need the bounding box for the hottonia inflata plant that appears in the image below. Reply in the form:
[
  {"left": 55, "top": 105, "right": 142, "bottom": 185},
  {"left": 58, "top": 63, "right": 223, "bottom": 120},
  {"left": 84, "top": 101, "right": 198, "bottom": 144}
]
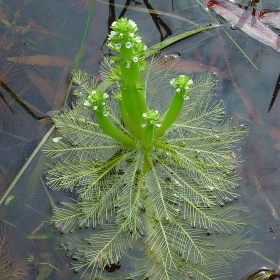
[{"left": 45, "top": 18, "right": 252, "bottom": 280}]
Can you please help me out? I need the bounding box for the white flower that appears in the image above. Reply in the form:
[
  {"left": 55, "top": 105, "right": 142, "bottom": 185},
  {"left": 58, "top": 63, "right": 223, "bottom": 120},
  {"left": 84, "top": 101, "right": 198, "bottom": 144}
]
[
  {"left": 141, "top": 123, "right": 147, "bottom": 128},
  {"left": 134, "top": 36, "right": 141, "bottom": 43},
  {"left": 184, "top": 96, "right": 190, "bottom": 101},
  {"left": 126, "top": 62, "right": 130, "bottom": 68},
  {"left": 142, "top": 113, "right": 147, "bottom": 118},
  {"left": 169, "top": 79, "right": 175, "bottom": 85},
  {"left": 91, "top": 90, "right": 96, "bottom": 94},
  {"left": 133, "top": 56, "right": 138, "bottom": 62},
  {"left": 155, "top": 123, "right": 161, "bottom": 127},
  {"left": 143, "top": 45, "right": 147, "bottom": 50},
  {"left": 107, "top": 42, "right": 113, "bottom": 49},
  {"left": 103, "top": 93, "right": 109, "bottom": 99},
  {"left": 109, "top": 31, "right": 116, "bottom": 38},
  {"left": 128, "top": 19, "right": 137, "bottom": 28},
  {"left": 115, "top": 43, "right": 121, "bottom": 50},
  {"left": 176, "top": 88, "right": 180, "bottom": 92},
  {"left": 52, "top": 137, "right": 62, "bottom": 143},
  {"left": 111, "top": 21, "right": 116, "bottom": 26},
  {"left": 93, "top": 106, "right": 98, "bottom": 110},
  {"left": 129, "top": 32, "right": 135, "bottom": 37},
  {"left": 125, "top": 42, "right": 132, "bottom": 49},
  {"left": 84, "top": 100, "right": 90, "bottom": 107},
  {"left": 119, "top": 33, "right": 123, "bottom": 37},
  {"left": 188, "top": 79, "right": 194, "bottom": 85}
]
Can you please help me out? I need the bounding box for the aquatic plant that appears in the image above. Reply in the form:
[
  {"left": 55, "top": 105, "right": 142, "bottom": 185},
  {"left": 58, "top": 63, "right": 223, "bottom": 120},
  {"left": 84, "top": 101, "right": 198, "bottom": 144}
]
[{"left": 45, "top": 18, "right": 252, "bottom": 279}]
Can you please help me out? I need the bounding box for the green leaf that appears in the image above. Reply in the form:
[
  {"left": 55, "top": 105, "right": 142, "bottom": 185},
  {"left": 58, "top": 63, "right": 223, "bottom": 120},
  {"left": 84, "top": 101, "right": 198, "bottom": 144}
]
[{"left": 145, "top": 25, "right": 217, "bottom": 58}]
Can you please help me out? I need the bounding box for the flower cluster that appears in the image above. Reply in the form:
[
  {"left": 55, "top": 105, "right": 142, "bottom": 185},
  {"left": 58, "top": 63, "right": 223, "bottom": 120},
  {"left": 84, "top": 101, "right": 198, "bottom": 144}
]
[
  {"left": 107, "top": 18, "right": 147, "bottom": 80},
  {"left": 84, "top": 90, "right": 109, "bottom": 115},
  {"left": 142, "top": 109, "right": 161, "bottom": 128},
  {"left": 107, "top": 18, "right": 147, "bottom": 54},
  {"left": 169, "top": 75, "right": 193, "bottom": 100}
]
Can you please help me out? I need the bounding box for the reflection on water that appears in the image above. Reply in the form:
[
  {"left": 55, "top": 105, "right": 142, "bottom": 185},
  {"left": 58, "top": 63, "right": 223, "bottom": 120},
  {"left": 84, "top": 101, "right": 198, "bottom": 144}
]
[{"left": 0, "top": 0, "right": 279, "bottom": 279}]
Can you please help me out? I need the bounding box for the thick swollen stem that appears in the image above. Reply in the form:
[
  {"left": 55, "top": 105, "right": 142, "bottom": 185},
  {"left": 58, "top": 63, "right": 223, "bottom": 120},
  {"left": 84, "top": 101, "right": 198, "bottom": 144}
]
[
  {"left": 154, "top": 94, "right": 184, "bottom": 139},
  {"left": 142, "top": 125, "right": 154, "bottom": 151},
  {"left": 95, "top": 111, "right": 135, "bottom": 149},
  {"left": 120, "top": 49, "right": 141, "bottom": 87},
  {"left": 116, "top": 98, "right": 133, "bottom": 134},
  {"left": 154, "top": 75, "right": 193, "bottom": 139},
  {"left": 120, "top": 53, "right": 146, "bottom": 140},
  {"left": 121, "top": 87, "right": 146, "bottom": 139},
  {"left": 107, "top": 18, "right": 148, "bottom": 140}
]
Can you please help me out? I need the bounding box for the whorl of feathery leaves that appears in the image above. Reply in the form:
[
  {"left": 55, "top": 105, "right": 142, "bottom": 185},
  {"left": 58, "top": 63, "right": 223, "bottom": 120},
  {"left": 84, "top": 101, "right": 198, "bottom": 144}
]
[{"left": 44, "top": 18, "right": 253, "bottom": 280}]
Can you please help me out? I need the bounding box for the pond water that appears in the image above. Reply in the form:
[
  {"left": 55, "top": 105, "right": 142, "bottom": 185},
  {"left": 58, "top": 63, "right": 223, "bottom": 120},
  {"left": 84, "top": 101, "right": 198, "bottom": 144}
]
[{"left": 0, "top": 0, "right": 279, "bottom": 279}]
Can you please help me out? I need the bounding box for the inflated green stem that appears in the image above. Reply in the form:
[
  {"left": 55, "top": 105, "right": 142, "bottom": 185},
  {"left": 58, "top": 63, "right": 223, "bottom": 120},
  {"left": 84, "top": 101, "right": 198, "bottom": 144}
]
[
  {"left": 83, "top": 90, "right": 135, "bottom": 149},
  {"left": 95, "top": 111, "right": 135, "bottom": 149},
  {"left": 154, "top": 94, "right": 184, "bottom": 139},
  {"left": 155, "top": 75, "right": 193, "bottom": 139},
  {"left": 142, "top": 109, "right": 161, "bottom": 151},
  {"left": 107, "top": 18, "right": 148, "bottom": 140},
  {"left": 115, "top": 94, "right": 133, "bottom": 134},
  {"left": 142, "top": 125, "right": 154, "bottom": 151},
  {"left": 121, "top": 87, "right": 146, "bottom": 139}
]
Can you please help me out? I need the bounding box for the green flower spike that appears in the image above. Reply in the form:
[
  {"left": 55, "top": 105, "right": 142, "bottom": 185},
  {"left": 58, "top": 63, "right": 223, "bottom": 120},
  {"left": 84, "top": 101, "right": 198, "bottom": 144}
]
[
  {"left": 107, "top": 18, "right": 147, "bottom": 140},
  {"left": 142, "top": 109, "right": 161, "bottom": 151},
  {"left": 155, "top": 75, "right": 193, "bottom": 139},
  {"left": 83, "top": 90, "right": 109, "bottom": 113},
  {"left": 84, "top": 90, "right": 135, "bottom": 148}
]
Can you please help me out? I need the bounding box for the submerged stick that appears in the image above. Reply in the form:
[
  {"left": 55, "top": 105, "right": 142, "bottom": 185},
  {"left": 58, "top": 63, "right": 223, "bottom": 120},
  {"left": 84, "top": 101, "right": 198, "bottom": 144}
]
[{"left": 0, "top": 126, "right": 55, "bottom": 206}]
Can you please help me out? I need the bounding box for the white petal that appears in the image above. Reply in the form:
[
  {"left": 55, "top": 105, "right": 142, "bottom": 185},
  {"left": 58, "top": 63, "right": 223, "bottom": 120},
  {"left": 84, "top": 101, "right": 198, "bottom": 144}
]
[
  {"left": 128, "top": 19, "right": 137, "bottom": 28},
  {"left": 52, "top": 137, "right": 62, "bottom": 143},
  {"left": 83, "top": 100, "right": 90, "bottom": 106}
]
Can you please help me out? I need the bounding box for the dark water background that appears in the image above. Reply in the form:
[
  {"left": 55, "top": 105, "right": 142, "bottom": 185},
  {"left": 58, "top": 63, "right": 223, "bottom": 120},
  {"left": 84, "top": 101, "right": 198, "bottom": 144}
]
[{"left": 0, "top": 0, "right": 279, "bottom": 279}]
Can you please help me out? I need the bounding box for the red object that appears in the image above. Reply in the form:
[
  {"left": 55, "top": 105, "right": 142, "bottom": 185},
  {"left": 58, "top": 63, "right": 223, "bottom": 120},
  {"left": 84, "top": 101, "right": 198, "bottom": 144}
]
[
  {"left": 207, "top": 1, "right": 215, "bottom": 9},
  {"left": 205, "top": 0, "right": 280, "bottom": 52},
  {"left": 258, "top": 11, "right": 265, "bottom": 18}
]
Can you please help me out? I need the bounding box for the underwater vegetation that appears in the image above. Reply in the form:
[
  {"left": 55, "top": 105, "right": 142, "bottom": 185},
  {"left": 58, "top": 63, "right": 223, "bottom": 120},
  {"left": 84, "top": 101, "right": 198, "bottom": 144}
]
[
  {"left": 0, "top": 226, "right": 30, "bottom": 280},
  {"left": 45, "top": 18, "right": 253, "bottom": 279}
]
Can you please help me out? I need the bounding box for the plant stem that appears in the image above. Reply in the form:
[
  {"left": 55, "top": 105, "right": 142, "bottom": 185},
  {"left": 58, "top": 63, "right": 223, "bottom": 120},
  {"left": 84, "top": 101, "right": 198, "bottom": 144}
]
[
  {"left": 121, "top": 87, "right": 146, "bottom": 139},
  {"left": 142, "top": 125, "right": 154, "bottom": 151},
  {"left": 154, "top": 94, "right": 184, "bottom": 139},
  {"left": 116, "top": 98, "right": 133, "bottom": 134},
  {"left": 118, "top": 44, "right": 147, "bottom": 140},
  {"left": 95, "top": 111, "right": 135, "bottom": 149}
]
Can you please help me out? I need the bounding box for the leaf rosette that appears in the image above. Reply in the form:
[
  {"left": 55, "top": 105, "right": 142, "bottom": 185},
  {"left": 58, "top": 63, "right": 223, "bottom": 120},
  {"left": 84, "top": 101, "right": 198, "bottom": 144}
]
[{"left": 44, "top": 18, "right": 253, "bottom": 280}]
